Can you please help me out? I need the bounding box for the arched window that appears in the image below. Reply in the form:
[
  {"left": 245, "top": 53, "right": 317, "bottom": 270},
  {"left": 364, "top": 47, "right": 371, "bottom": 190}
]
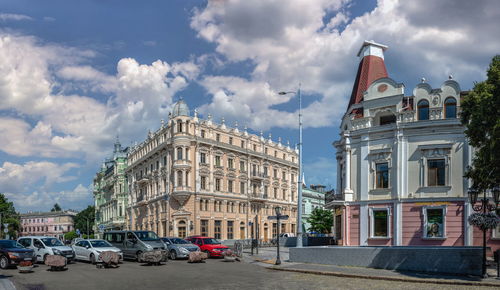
[
  {"left": 417, "top": 100, "right": 429, "bottom": 120},
  {"left": 177, "top": 120, "right": 183, "bottom": 133},
  {"left": 444, "top": 97, "right": 457, "bottom": 118}
]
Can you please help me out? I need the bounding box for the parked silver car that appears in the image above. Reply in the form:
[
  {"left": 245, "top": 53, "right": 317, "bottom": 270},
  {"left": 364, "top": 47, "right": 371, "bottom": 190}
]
[
  {"left": 161, "top": 237, "right": 199, "bottom": 260},
  {"left": 72, "top": 239, "right": 123, "bottom": 264}
]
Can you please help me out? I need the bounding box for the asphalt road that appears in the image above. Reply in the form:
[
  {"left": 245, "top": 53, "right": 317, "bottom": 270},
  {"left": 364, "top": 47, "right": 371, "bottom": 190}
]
[{"left": 2, "top": 259, "right": 497, "bottom": 290}]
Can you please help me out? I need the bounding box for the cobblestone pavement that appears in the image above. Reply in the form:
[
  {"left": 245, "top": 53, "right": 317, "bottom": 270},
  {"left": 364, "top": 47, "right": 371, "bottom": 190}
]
[{"left": 3, "top": 258, "right": 498, "bottom": 290}]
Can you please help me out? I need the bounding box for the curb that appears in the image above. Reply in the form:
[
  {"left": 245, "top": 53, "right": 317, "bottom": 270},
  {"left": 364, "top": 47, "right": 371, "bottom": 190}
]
[{"left": 267, "top": 266, "right": 500, "bottom": 287}]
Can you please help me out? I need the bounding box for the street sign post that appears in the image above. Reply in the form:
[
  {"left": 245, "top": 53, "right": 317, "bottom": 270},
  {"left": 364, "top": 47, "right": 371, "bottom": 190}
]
[
  {"left": 269, "top": 208, "right": 288, "bottom": 265},
  {"left": 98, "top": 224, "right": 105, "bottom": 233},
  {"left": 76, "top": 229, "right": 81, "bottom": 236}
]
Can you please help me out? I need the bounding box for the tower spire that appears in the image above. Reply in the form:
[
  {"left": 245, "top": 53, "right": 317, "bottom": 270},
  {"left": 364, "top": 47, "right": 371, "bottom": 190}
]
[{"left": 348, "top": 40, "right": 389, "bottom": 113}]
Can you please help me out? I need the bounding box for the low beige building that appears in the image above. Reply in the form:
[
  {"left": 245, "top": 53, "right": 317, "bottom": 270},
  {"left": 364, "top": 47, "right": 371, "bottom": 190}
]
[{"left": 126, "top": 100, "right": 299, "bottom": 240}]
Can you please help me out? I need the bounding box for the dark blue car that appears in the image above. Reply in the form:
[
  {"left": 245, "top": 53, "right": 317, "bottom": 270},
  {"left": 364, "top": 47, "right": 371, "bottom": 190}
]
[{"left": 0, "top": 240, "right": 35, "bottom": 269}]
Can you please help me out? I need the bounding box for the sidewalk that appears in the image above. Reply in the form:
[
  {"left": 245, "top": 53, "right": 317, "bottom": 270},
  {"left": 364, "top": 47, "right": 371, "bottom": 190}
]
[{"left": 242, "top": 247, "right": 500, "bottom": 287}]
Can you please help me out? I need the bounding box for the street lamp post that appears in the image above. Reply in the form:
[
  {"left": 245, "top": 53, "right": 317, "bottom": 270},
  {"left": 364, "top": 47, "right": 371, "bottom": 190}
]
[
  {"left": 275, "top": 207, "right": 282, "bottom": 265},
  {"left": 278, "top": 85, "right": 303, "bottom": 248},
  {"left": 468, "top": 186, "right": 500, "bottom": 278}
]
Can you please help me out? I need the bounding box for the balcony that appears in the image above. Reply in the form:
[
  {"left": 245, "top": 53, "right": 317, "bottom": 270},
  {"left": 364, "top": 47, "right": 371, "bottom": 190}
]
[
  {"left": 249, "top": 193, "right": 267, "bottom": 202},
  {"left": 172, "top": 186, "right": 192, "bottom": 206},
  {"left": 137, "top": 176, "right": 149, "bottom": 184},
  {"left": 250, "top": 172, "right": 265, "bottom": 180},
  {"left": 173, "top": 159, "right": 191, "bottom": 169}
]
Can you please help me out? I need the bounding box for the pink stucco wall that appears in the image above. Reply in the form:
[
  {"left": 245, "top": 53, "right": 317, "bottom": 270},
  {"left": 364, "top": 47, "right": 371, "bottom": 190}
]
[
  {"left": 347, "top": 205, "right": 360, "bottom": 246},
  {"left": 402, "top": 201, "right": 464, "bottom": 246}
]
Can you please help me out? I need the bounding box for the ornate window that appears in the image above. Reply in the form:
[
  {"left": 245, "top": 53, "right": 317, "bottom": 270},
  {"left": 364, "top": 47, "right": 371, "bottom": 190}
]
[
  {"left": 240, "top": 182, "right": 245, "bottom": 194},
  {"left": 200, "top": 176, "right": 206, "bottom": 190},
  {"left": 215, "top": 156, "right": 221, "bottom": 167},
  {"left": 422, "top": 206, "right": 446, "bottom": 239},
  {"left": 379, "top": 114, "right": 396, "bottom": 125},
  {"left": 216, "top": 133, "right": 220, "bottom": 142},
  {"left": 177, "top": 171, "right": 183, "bottom": 186},
  {"left": 229, "top": 137, "right": 233, "bottom": 145},
  {"left": 444, "top": 97, "right": 457, "bottom": 118},
  {"left": 177, "top": 147, "right": 183, "bottom": 160},
  {"left": 369, "top": 149, "right": 392, "bottom": 191},
  {"left": 228, "top": 180, "right": 233, "bottom": 193},
  {"left": 200, "top": 152, "right": 206, "bottom": 164},
  {"left": 215, "top": 178, "right": 221, "bottom": 191},
  {"left": 418, "top": 145, "right": 451, "bottom": 188},
  {"left": 428, "top": 159, "right": 446, "bottom": 186},
  {"left": 200, "top": 220, "right": 208, "bottom": 236},
  {"left": 228, "top": 158, "right": 234, "bottom": 169},
  {"left": 214, "top": 220, "right": 221, "bottom": 239},
  {"left": 227, "top": 221, "right": 234, "bottom": 239},
  {"left": 417, "top": 100, "right": 429, "bottom": 120},
  {"left": 177, "top": 120, "right": 183, "bottom": 133},
  {"left": 200, "top": 129, "right": 206, "bottom": 138},
  {"left": 369, "top": 208, "right": 391, "bottom": 238},
  {"left": 375, "top": 163, "right": 389, "bottom": 189}
]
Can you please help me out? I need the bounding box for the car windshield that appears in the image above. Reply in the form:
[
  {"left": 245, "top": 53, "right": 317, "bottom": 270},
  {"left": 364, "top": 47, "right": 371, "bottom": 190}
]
[
  {"left": 203, "top": 238, "right": 221, "bottom": 245},
  {"left": 0, "top": 240, "right": 24, "bottom": 248},
  {"left": 134, "top": 231, "right": 159, "bottom": 241},
  {"left": 41, "top": 238, "right": 64, "bottom": 247},
  {"left": 90, "top": 240, "right": 112, "bottom": 248},
  {"left": 171, "top": 238, "right": 189, "bottom": 244}
]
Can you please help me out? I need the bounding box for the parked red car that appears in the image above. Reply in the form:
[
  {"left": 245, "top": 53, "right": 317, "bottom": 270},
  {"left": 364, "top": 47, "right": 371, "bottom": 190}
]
[{"left": 185, "top": 236, "right": 229, "bottom": 257}]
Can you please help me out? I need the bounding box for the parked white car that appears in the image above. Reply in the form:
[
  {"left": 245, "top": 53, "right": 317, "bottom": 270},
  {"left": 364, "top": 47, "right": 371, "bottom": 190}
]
[
  {"left": 18, "top": 236, "right": 75, "bottom": 263},
  {"left": 72, "top": 239, "right": 123, "bottom": 264}
]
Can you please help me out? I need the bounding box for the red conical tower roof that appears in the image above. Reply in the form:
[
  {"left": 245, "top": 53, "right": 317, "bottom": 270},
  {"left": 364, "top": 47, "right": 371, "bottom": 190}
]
[{"left": 347, "top": 41, "right": 389, "bottom": 114}]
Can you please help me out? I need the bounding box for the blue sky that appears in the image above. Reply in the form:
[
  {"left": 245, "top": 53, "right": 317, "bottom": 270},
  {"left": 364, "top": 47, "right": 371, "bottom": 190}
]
[{"left": 0, "top": 0, "right": 498, "bottom": 212}]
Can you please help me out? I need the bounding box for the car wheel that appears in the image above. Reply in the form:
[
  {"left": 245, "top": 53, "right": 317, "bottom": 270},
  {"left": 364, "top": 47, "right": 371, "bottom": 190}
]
[
  {"left": 0, "top": 256, "right": 9, "bottom": 269},
  {"left": 90, "top": 254, "right": 96, "bottom": 265},
  {"left": 136, "top": 251, "right": 143, "bottom": 263},
  {"left": 170, "top": 250, "right": 177, "bottom": 260}
]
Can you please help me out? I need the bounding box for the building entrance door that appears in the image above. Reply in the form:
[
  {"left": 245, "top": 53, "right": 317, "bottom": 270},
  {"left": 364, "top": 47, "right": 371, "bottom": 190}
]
[
  {"left": 264, "top": 226, "right": 268, "bottom": 242},
  {"left": 240, "top": 226, "right": 245, "bottom": 239}
]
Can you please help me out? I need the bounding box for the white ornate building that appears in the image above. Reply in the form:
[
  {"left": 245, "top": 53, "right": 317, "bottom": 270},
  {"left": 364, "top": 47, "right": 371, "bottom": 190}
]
[
  {"left": 327, "top": 41, "right": 486, "bottom": 248},
  {"left": 126, "top": 100, "right": 299, "bottom": 240}
]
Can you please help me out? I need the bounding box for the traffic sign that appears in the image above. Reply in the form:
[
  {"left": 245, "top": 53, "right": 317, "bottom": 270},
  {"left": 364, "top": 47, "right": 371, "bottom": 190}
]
[
  {"left": 98, "top": 224, "right": 106, "bottom": 232},
  {"left": 3, "top": 228, "right": 8, "bottom": 233},
  {"left": 76, "top": 229, "right": 81, "bottom": 235},
  {"left": 3, "top": 223, "right": 8, "bottom": 228}
]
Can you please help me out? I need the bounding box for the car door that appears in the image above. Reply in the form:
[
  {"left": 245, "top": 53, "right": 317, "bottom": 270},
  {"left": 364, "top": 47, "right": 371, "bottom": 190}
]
[
  {"left": 73, "top": 241, "right": 86, "bottom": 260},
  {"left": 81, "top": 241, "right": 92, "bottom": 260},
  {"left": 33, "top": 239, "right": 46, "bottom": 261},
  {"left": 124, "top": 232, "right": 138, "bottom": 258}
]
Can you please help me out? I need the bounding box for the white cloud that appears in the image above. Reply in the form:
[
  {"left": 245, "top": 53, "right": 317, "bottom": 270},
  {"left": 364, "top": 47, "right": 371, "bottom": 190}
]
[
  {"left": 0, "top": 32, "right": 200, "bottom": 163},
  {"left": 190, "top": 0, "right": 500, "bottom": 130},
  {"left": 5, "top": 184, "right": 92, "bottom": 213},
  {"left": 0, "top": 13, "right": 33, "bottom": 21},
  {"left": 0, "top": 161, "right": 78, "bottom": 193}
]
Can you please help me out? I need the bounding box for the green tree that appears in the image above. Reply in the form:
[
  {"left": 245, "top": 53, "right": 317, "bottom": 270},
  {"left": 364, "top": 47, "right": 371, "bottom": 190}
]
[
  {"left": 461, "top": 55, "right": 500, "bottom": 191},
  {"left": 306, "top": 208, "right": 333, "bottom": 234},
  {"left": 74, "top": 206, "right": 95, "bottom": 236},
  {"left": 64, "top": 230, "right": 78, "bottom": 241},
  {"left": 0, "top": 193, "right": 20, "bottom": 239},
  {"left": 51, "top": 203, "right": 62, "bottom": 212}
]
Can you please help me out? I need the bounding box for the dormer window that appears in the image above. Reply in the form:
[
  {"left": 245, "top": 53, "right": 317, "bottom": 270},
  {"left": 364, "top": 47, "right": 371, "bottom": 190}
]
[
  {"left": 379, "top": 114, "right": 396, "bottom": 125},
  {"left": 417, "top": 100, "right": 429, "bottom": 120},
  {"left": 444, "top": 97, "right": 457, "bottom": 119}
]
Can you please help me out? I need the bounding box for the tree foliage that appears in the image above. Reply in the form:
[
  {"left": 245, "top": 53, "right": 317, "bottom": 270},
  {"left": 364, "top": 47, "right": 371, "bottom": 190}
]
[
  {"left": 74, "top": 206, "right": 95, "bottom": 236},
  {"left": 51, "top": 203, "right": 62, "bottom": 212},
  {"left": 64, "top": 230, "right": 79, "bottom": 241},
  {"left": 0, "top": 193, "right": 20, "bottom": 238},
  {"left": 461, "top": 55, "right": 500, "bottom": 191},
  {"left": 306, "top": 208, "right": 333, "bottom": 234}
]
